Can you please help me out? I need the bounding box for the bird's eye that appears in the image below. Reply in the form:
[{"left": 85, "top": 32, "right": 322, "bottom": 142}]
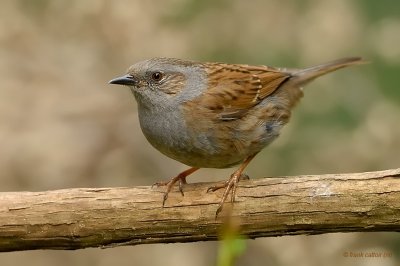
[{"left": 151, "top": 71, "right": 163, "bottom": 82}]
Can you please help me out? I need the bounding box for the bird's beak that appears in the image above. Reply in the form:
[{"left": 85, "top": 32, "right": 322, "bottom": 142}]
[{"left": 109, "top": 74, "right": 138, "bottom": 86}]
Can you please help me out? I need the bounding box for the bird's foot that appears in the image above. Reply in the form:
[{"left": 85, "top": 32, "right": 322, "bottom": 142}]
[
  {"left": 152, "top": 167, "right": 199, "bottom": 206},
  {"left": 207, "top": 173, "right": 249, "bottom": 217},
  {"left": 153, "top": 176, "right": 187, "bottom": 206}
]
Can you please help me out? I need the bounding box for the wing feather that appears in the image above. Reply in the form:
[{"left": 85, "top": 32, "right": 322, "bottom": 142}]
[{"left": 197, "top": 63, "right": 291, "bottom": 120}]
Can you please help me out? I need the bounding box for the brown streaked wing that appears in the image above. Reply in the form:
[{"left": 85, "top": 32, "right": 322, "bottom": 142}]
[{"left": 197, "top": 63, "right": 291, "bottom": 120}]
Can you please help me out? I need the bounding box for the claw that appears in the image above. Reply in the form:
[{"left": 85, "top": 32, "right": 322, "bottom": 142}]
[
  {"left": 206, "top": 181, "right": 228, "bottom": 193},
  {"left": 162, "top": 193, "right": 168, "bottom": 207},
  {"left": 152, "top": 181, "right": 167, "bottom": 188},
  {"left": 153, "top": 167, "right": 199, "bottom": 206},
  {"left": 208, "top": 154, "right": 257, "bottom": 218},
  {"left": 215, "top": 204, "right": 224, "bottom": 218},
  {"left": 178, "top": 178, "right": 187, "bottom": 196},
  {"left": 214, "top": 173, "right": 240, "bottom": 216},
  {"left": 241, "top": 174, "right": 250, "bottom": 180}
]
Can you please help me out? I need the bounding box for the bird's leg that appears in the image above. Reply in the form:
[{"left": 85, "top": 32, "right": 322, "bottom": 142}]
[
  {"left": 207, "top": 154, "right": 257, "bottom": 217},
  {"left": 153, "top": 167, "right": 199, "bottom": 206}
]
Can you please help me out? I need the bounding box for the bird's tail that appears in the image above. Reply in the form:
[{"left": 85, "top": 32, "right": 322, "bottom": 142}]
[
  {"left": 275, "top": 57, "right": 366, "bottom": 109},
  {"left": 290, "top": 57, "right": 366, "bottom": 86}
]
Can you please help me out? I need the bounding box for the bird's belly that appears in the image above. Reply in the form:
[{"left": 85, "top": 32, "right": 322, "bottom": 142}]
[
  {"left": 142, "top": 122, "right": 279, "bottom": 168},
  {"left": 138, "top": 106, "right": 284, "bottom": 168},
  {"left": 141, "top": 124, "right": 246, "bottom": 168},
  {"left": 139, "top": 117, "right": 241, "bottom": 168}
]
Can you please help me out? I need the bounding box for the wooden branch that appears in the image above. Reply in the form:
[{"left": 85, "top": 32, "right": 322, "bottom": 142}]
[{"left": 0, "top": 168, "right": 399, "bottom": 252}]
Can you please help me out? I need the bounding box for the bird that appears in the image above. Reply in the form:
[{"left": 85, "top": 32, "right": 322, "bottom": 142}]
[{"left": 109, "top": 56, "right": 365, "bottom": 216}]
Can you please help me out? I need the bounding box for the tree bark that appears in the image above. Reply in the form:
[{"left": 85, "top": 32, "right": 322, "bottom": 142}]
[{"left": 0, "top": 168, "right": 399, "bottom": 252}]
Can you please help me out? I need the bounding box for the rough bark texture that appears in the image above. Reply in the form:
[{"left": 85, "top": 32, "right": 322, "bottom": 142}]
[{"left": 0, "top": 168, "right": 399, "bottom": 252}]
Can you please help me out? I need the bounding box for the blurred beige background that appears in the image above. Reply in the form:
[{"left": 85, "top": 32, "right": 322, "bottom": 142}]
[{"left": 0, "top": 0, "right": 399, "bottom": 265}]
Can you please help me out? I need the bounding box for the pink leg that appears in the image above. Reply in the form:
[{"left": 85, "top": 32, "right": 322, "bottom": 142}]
[
  {"left": 207, "top": 154, "right": 257, "bottom": 217},
  {"left": 153, "top": 167, "right": 200, "bottom": 206}
]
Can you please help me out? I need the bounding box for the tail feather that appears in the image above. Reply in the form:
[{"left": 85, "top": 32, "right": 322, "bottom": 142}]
[
  {"left": 291, "top": 57, "right": 366, "bottom": 85},
  {"left": 275, "top": 57, "right": 366, "bottom": 109}
]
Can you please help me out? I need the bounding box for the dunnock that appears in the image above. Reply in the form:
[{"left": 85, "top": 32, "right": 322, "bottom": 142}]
[{"left": 109, "top": 57, "right": 364, "bottom": 216}]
